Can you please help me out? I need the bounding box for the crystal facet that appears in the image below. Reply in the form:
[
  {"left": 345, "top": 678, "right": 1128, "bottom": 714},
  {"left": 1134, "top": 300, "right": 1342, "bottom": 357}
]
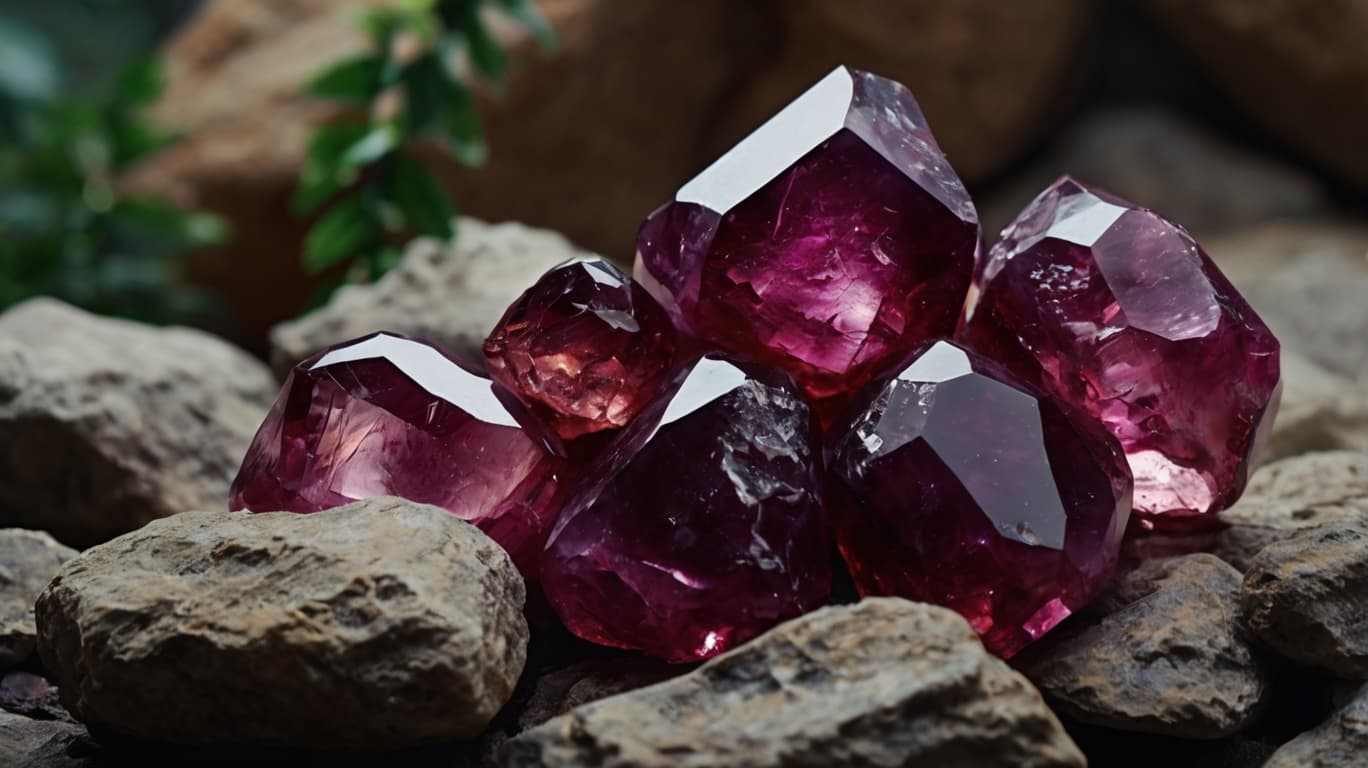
[
  {"left": 541, "top": 355, "right": 831, "bottom": 662},
  {"left": 634, "top": 66, "right": 980, "bottom": 423},
  {"left": 827, "top": 340, "right": 1133, "bottom": 658},
  {"left": 959, "top": 176, "right": 1280, "bottom": 530},
  {"left": 483, "top": 257, "right": 678, "bottom": 442},
  {"left": 229, "top": 332, "right": 569, "bottom": 573}
]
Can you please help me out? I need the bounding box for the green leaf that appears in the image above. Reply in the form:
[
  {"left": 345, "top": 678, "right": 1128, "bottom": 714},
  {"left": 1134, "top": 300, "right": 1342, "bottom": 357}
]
[
  {"left": 307, "top": 55, "right": 387, "bottom": 106},
  {"left": 293, "top": 123, "right": 369, "bottom": 214},
  {"left": 0, "top": 15, "right": 60, "bottom": 102},
  {"left": 303, "top": 195, "right": 381, "bottom": 273},
  {"left": 493, "top": 0, "right": 556, "bottom": 52},
  {"left": 339, "top": 123, "right": 400, "bottom": 168},
  {"left": 442, "top": 102, "right": 486, "bottom": 166},
  {"left": 109, "top": 199, "right": 231, "bottom": 248},
  {"left": 463, "top": 17, "right": 508, "bottom": 83},
  {"left": 399, "top": 52, "right": 454, "bottom": 135},
  {"left": 115, "top": 58, "right": 165, "bottom": 107},
  {"left": 387, "top": 155, "right": 454, "bottom": 239}
]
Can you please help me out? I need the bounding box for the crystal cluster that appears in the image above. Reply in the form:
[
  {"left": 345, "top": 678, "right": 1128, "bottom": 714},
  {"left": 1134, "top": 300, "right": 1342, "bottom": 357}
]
[
  {"left": 231, "top": 66, "right": 1279, "bottom": 662},
  {"left": 958, "top": 177, "right": 1280, "bottom": 530}
]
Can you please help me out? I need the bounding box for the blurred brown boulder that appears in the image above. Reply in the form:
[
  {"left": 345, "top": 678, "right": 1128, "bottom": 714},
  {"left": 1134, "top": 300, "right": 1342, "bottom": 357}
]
[
  {"left": 1144, "top": 0, "right": 1368, "bottom": 185},
  {"left": 128, "top": 0, "right": 1088, "bottom": 337}
]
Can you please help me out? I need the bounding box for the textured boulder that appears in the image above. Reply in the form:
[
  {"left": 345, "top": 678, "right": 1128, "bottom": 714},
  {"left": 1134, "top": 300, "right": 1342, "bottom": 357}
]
[
  {"left": 0, "top": 299, "right": 276, "bottom": 548},
  {"left": 1264, "top": 354, "right": 1368, "bottom": 462},
  {"left": 504, "top": 599, "right": 1084, "bottom": 768},
  {"left": 1266, "top": 684, "right": 1368, "bottom": 768},
  {"left": 1209, "top": 222, "right": 1368, "bottom": 381},
  {"left": 0, "top": 530, "right": 77, "bottom": 668},
  {"left": 1144, "top": 0, "right": 1368, "bottom": 186},
  {"left": 0, "top": 711, "right": 87, "bottom": 767},
  {"left": 268, "top": 221, "right": 582, "bottom": 376},
  {"left": 982, "top": 109, "right": 1328, "bottom": 238},
  {"left": 0, "top": 671, "right": 69, "bottom": 722},
  {"left": 36, "top": 498, "right": 528, "bottom": 749},
  {"left": 1242, "top": 522, "right": 1368, "bottom": 679},
  {"left": 1020, "top": 554, "right": 1267, "bottom": 739},
  {"left": 1217, "top": 452, "right": 1368, "bottom": 572}
]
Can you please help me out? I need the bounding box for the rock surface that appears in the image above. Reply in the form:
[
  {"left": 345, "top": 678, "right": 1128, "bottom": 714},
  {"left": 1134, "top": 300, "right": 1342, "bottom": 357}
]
[
  {"left": 1209, "top": 222, "right": 1368, "bottom": 382},
  {"left": 269, "top": 221, "right": 583, "bottom": 376},
  {"left": 1266, "top": 684, "right": 1368, "bottom": 767},
  {"left": 1265, "top": 354, "right": 1368, "bottom": 462},
  {"left": 981, "top": 109, "right": 1328, "bottom": 238},
  {"left": 1144, "top": 0, "right": 1368, "bottom": 185},
  {"left": 1020, "top": 554, "right": 1267, "bottom": 739},
  {"left": 0, "top": 530, "right": 77, "bottom": 668},
  {"left": 0, "top": 299, "right": 277, "bottom": 548},
  {"left": 0, "top": 711, "right": 88, "bottom": 767},
  {"left": 1217, "top": 452, "right": 1368, "bottom": 572},
  {"left": 1242, "top": 522, "right": 1368, "bottom": 679},
  {"left": 517, "top": 658, "right": 681, "bottom": 732},
  {"left": 504, "top": 598, "right": 1084, "bottom": 767},
  {"left": 36, "top": 498, "right": 528, "bottom": 749},
  {"left": 0, "top": 671, "right": 69, "bottom": 722}
]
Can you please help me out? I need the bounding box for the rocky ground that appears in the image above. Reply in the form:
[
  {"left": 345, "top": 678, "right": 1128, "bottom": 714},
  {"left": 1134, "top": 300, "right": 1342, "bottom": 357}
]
[{"left": 5, "top": 133, "right": 1368, "bottom": 765}]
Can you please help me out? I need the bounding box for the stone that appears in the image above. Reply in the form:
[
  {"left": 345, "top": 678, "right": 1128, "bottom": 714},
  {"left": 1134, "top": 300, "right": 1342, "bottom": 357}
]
[
  {"left": 827, "top": 340, "right": 1132, "bottom": 658},
  {"left": 1262, "top": 353, "right": 1368, "bottom": 462},
  {"left": 541, "top": 355, "right": 830, "bottom": 663},
  {"left": 1143, "top": 0, "right": 1368, "bottom": 186},
  {"left": 0, "top": 299, "right": 277, "bottom": 548},
  {"left": 484, "top": 257, "right": 678, "bottom": 441},
  {"left": 980, "top": 109, "right": 1329, "bottom": 239},
  {"left": 232, "top": 332, "right": 570, "bottom": 574},
  {"left": 1019, "top": 554, "right": 1268, "bottom": 739},
  {"left": 36, "top": 498, "right": 528, "bottom": 749},
  {"left": 0, "top": 530, "right": 78, "bottom": 669},
  {"left": 0, "top": 711, "right": 88, "bottom": 767},
  {"left": 1217, "top": 452, "right": 1368, "bottom": 572},
  {"left": 0, "top": 671, "right": 69, "bottom": 722},
  {"left": 960, "top": 176, "right": 1281, "bottom": 530},
  {"left": 635, "top": 66, "right": 980, "bottom": 423},
  {"left": 1207, "top": 222, "right": 1368, "bottom": 382},
  {"left": 503, "top": 599, "right": 1085, "bottom": 768},
  {"left": 1265, "top": 683, "right": 1368, "bottom": 768},
  {"left": 1241, "top": 522, "right": 1368, "bottom": 679},
  {"left": 270, "top": 220, "right": 586, "bottom": 377},
  {"left": 517, "top": 658, "right": 681, "bottom": 732}
]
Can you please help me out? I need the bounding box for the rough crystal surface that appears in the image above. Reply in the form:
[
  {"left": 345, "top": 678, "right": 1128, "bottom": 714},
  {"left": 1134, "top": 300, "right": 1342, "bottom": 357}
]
[
  {"left": 229, "top": 332, "right": 569, "bottom": 573},
  {"left": 634, "top": 66, "right": 980, "bottom": 423},
  {"left": 959, "top": 176, "right": 1280, "bottom": 529},
  {"left": 828, "top": 340, "right": 1133, "bottom": 658},
  {"left": 541, "top": 355, "right": 831, "bottom": 662},
  {"left": 483, "top": 257, "right": 677, "bottom": 442}
]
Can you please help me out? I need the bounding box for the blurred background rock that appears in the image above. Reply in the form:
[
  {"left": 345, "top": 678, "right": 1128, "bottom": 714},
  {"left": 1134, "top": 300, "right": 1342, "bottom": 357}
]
[{"left": 1, "top": 0, "right": 1365, "bottom": 352}]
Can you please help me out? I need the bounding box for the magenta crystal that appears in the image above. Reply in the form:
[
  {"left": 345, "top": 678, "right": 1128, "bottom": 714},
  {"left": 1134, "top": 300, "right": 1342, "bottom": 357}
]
[
  {"left": 540, "top": 355, "right": 831, "bottom": 662},
  {"left": 483, "top": 257, "right": 677, "bottom": 442},
  {"left": 229, "top": 332, "right": 570, "bottom": 573},
  {"left": 958, "top": 176, "right": 1280, "bottom": 530},
  {"left": 827, "top": 340, "right": 1133, "bottom": 658},
  {"left": 634, "top": 66, "right": 980, "bottom": 424}
]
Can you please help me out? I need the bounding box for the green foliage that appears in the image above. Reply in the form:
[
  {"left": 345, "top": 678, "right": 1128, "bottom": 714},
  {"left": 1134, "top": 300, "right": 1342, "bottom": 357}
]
[
  {"left": 297, "top": 0, "right": 553, "bottom": 286},
  {"left": 0, "top": 11, "right": 228, "bottom": 324}
]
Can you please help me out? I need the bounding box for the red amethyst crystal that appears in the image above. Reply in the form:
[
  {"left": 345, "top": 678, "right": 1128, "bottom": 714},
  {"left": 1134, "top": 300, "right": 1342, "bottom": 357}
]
[
  {"left": 229, "top": 332, "right": 569, "bottom": 573},
  {"left": 540, "top": 355, "right": 831, "bottom": 662},
  {"left": 634, "top": 66, "right": 980, "bottom": 424},
  {"left": 483, "top": 257, "right": 678, "bottom": 442},
  {"left": 827, "top": 340, "right": 1133, "bottom": 658},
  {"left": 958, "top": 176, "right": 1280, "bottom": 530}
]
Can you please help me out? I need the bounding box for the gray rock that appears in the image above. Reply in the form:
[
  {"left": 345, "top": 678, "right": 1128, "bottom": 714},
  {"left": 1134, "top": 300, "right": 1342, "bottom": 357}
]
[
  {"left": 503, "top": 598, "right": 1084, "bottom": 768},
  {"left": 518, "top": 658, "right": 681, "bottom": 732},
  {"left": 1218, "top": 452, "right": 1368, "bottom": 572},
  {"left": 0, "top": 299, "right": 277, "bottom": 548},
  {"left": 1208, "top": 222, "right": 1368, "bottom": 381},
  {"left": 269, "top": 219, "right": 585, "bottom": 377},
  {"left": 1, "top": 530, "right": 77, "bottom": 667},
  {"left": 981, "top": 109, "right": 1328, "bottom": 238},
  {"left": 1265, "top": 354, "right": 1368, "bottom": 462},
  {"left": 1266, "top": 683, "right": 1368, "bottom": 768},
  {"left": 1242, "top": 522, "right": 1368, "bottom": 679},
  {"left": 0, "top": 711, "right": 88, "bottom": 767},
  {"left": 0, "top": 671, "right": 71, "bottom": 722},
  {"left": 1020, "top": 554, "right": 1267, "bottom": 739},
  {"left": 36, "top": 498, "right": 528, "bottom": 750}
]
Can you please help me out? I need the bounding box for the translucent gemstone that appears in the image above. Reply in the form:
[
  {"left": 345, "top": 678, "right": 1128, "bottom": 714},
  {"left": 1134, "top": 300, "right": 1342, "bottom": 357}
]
[
  {"left": 827, "top": 340, "right": 1133, "bottom": 658},
  {"left": 958, "top": 176, "right": 1281, "bottom": 530},
  {"left": 634, "top": 66, "right": 980, "bottom": 424},
  {"left": 483, "top": 257, "right": 678, "bottom": 442},
  {"left": 228, "top": 332, "right": 569, "bottom": 574},
  {"left": 540, "top": 356, "right": 831, "bottom": 662}
]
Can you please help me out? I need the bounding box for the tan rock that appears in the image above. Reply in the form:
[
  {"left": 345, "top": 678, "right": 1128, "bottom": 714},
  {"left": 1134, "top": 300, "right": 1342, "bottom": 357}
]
[
  {"left": 1266, "top": 684, "right": 1368, "bottom": 768},
  {"left": 0, "top": 530, "right": 77, "bottom": 668},
  {"left": 36, "top": 498, "right": 528, "bottom": 749}
]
